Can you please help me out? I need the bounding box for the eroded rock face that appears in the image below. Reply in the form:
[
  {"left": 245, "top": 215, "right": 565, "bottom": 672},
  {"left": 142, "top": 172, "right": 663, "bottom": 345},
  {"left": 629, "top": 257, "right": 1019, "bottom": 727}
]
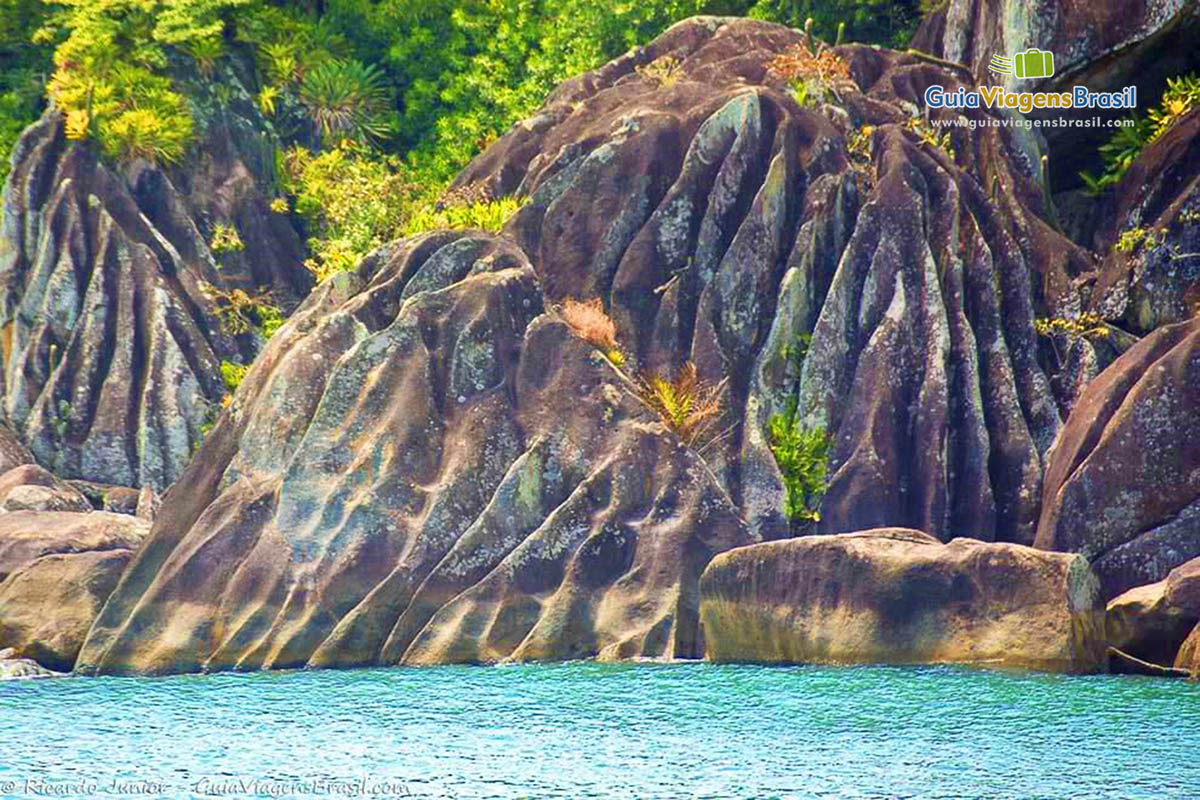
[
  {"left": 698, "top": 528, "right": 1106, "bottom": 672},
  {"left": 1035, "top": 319, "right": 1200, "bottom": 598},
  {"left": 0, "top": 511, "right": 148, "bottom": 671},
  {"left": 69, "top": 17, "right": 1111, "bottom": 675},
  {"left": 1090, "top": 110, "right": 1200, "bottom": 333},
  {"left": 912, "top": 0, "right": 1200, "bottom": 94},
  {"left": 75, "top": 231, "right": 755, "bottom": 674},
  {"left": 456, "top": 17, "right": 1091, "bottom": 544},
  {"left": 1105, "top": 580, "right": 1198, "bottom": 669},
  {"left": 0, "top": 62, "right": 310, "bottom": 491}
]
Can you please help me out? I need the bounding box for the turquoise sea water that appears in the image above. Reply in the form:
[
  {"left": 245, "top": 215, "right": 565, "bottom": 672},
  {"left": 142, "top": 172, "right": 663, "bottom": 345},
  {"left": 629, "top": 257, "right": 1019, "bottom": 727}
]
[{"left": 0, "top": 662, "right": 1197, "bottom": 799}]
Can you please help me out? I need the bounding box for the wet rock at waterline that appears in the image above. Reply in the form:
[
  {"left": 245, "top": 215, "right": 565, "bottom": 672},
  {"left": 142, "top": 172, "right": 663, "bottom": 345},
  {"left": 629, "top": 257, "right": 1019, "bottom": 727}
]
[
  {"left": 698, "top": 528, "right": 1106, "bottom": 672},
  {"left": 1105, "top": 579, "right": 1199, "bottom": 670},
  {"left": 0, "top": 60, "right": 311, "bottom": 491},
  {"left": 0, "top": 511, "right": 148, "bottom": 671},
  {"left": 0, "top": 648, "right": 63, "bottom": 679},
  {"left": 1175, "top": 623, "right": 1200, "bottom": 676}
]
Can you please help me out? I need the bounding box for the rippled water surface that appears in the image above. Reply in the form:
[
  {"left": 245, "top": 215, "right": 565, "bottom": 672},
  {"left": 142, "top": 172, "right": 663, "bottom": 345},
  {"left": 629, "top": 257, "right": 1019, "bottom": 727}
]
[{"left": 1, "top": 662, "right": 1197, "bottom": 799}]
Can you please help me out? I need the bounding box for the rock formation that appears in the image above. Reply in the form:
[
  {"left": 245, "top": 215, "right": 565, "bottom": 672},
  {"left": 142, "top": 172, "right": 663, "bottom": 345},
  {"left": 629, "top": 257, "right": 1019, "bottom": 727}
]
[
  {"left": 64, "top": 16, "right": 1121, "bottom": 675},
  {"left": 1090, "top": 110, "right": 1200, "bottom": 333},
  {"left": 1035, "top": 318, "right": 1200, "bottom": 598},
  {"left": 0, "top": 511, "right": 148, "bottom": 671},
  {"left": 698, "top": 528, "right": 1106, "bottom": 672},
  {"left": 0, "top": 57, "right": 310, "bottom": 491}
]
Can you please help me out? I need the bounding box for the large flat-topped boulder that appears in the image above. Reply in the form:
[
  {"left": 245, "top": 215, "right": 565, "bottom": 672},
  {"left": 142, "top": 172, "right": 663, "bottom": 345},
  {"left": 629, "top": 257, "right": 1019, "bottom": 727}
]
[{"left": 699, "top": 528, "right": 1106, "bottom": 672}]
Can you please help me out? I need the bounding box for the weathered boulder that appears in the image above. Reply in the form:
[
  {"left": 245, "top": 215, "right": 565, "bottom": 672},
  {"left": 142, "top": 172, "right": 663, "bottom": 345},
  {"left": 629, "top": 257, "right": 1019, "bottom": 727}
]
[
  {"left": 1105, "top": 579, "right": 1198, "bottom": 669},
  {"left": 1035, "top": 318, "right": 1200, "bottom": 598},
  {"left": 0, "top": 57, "right": 311, "bottom": 491},
  {"left": 698, "top": 528, "right": 1106, "bottom": 672},
  {"left": 76, "top": 230, "right": 756, "bottom": 674},
  {"left": 1175, "top": 623, "right": 1200, "bottom": 676},
  {"left": 0, "top": 511, "right": 148, "bottom": 671},
  {"left": 912, "top": 0, "right": 1200, "bottom": 185},
  {"left": 0, "top": 464, "right": 92, "bottom": 512},
  {"left": 1090, "top": 109, "right": 1200, "bottom": 333},
  {"left": 0, "top": 648, "right": 63, "bottom": 679}
]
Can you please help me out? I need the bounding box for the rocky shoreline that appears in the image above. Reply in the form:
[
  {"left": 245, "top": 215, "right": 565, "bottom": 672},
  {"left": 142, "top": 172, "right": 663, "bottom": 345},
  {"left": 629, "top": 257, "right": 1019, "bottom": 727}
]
[{"left": 1, "top": 6, "right": 1199, "bottom": 680}]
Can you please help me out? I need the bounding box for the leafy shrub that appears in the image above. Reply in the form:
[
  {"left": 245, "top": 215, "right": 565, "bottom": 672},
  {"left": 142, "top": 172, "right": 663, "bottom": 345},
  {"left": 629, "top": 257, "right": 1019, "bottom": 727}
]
[
  {"left": 1149, "top": 73, "right": 1200, "bottom": 140},
  {"left": 281, "top": 144, "right": 421, "bottom": 281},
  {"left": 768, "top": 38, "right": 853, "bottom": 107},
  {"left": 634, "top": 362, "right": 725, "bottom": 447},
  {"left": 205, "top": 283, "right": 283, "bottom": 338},
  {"left": 220, "top": 360, "right": 249, "bottom": 393},
  {"left": 209, "top": 223, "right": 245, "bottom": 254},
  {"left": 35, "top": 0, "right": 246, "bottom": 164},
  {"left": 560, "top": 298, "right": 625, "bottom": 367},
  {"left": 403, "top": 194, "right": 527, "bottom": 237},
  {"left": 299, "top": 58, "right": 392, "bottom": 144},
  {"left": 1081, "top": 74, "right": 1200, "bottom": 194},
  {"left": 767, "top": 399, "right": 830, "bottom": 523},
  {"left": 1033, "top": 313, "right": 1108, "bottom": 340}
]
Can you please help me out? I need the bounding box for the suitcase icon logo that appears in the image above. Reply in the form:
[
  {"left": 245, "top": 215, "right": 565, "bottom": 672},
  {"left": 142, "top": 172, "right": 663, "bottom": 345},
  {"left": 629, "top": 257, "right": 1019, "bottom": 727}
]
[{"left": 988, "top": 49, "right": 1055, "bottom": 79}]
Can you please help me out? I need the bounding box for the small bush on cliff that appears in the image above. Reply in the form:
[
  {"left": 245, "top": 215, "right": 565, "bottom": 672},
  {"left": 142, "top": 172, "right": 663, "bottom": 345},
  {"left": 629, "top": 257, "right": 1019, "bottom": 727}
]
[
  {"left": 403, "top": 193, "right": 527, "bottom": 237},
  {"left": 1081, "top": 73, "right": 1200, "bottom": 194},
  {"left": 768, "top": 399, "right": 830, "bottom": 524},
  {"left": 205, "top": 283, "right": 284, "bottom": 339},
  {"left": 560, "top": 298, "right": 626, "bottom": 368},
  {"left": 281, "top": 144, "right": 420, "bottom": 281},
  {"left": 634, "top": 362, "right": 725, "bottom": 448},
  {"left": 36, "top": 0, "right": 247, "bottom": 163}
]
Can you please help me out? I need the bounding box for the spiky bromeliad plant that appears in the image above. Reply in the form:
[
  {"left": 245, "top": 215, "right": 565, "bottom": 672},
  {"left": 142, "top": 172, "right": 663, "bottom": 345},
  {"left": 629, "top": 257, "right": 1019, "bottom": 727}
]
[
  {"left": 299, "top": 58, "right": 391, "bottom": 144},
  {"left": 635, "top": 362, "right": 725, "bottom": 448}
]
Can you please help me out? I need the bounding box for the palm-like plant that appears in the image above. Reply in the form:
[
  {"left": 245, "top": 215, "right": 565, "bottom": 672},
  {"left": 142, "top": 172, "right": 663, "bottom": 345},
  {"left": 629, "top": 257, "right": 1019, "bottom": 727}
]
[
  {"left": 299, "top": 58, "right": 391, "bottom": 143},
  {"left": 635, "top": 362, "right": 725, "bottom": 447}
]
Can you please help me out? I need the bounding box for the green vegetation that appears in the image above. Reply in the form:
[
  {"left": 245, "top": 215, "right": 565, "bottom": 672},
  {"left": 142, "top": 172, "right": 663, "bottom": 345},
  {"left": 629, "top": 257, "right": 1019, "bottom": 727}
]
[
  {"left": 220, "top": 359, "right": 249, "bottom": 393},
  {"left": 209, "top": 223, "right": 245, "bottom": 255},
  {"left": 635, "top": 362, "right": 725, "bottom": 448},
  {"left": 768, "top": 398, "right": 830, "bottom": 524},
  {"left": 205, "top": 283, "right": 284, "bottom": 338},
  {"left": 1081, "top": 73, "right": 1200, "bottom": 194},
  {"left": 1033, "top": 313, "right": 1109, "bottom": 340}
]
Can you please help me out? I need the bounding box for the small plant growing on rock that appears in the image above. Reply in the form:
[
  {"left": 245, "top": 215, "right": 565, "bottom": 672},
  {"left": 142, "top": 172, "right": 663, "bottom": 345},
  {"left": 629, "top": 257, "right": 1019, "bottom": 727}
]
[
  {"left": 403, "top": 193, "right": 527, "bottom": 237},
  {"left": 904, "top": 115, "right": 954, "bottom": 160},
  {"left": 1149, "top": 73, "right": 1200, "bottom": 140},
  {"left": 205, "top": 284, "right": 284, "bottom": 338},
  {"left": 636, "top": 56, "right": 682, "bottom": 88},
  {"left": 768, "top": 29, "right": 853, "bottom": 107},
  {"left": 1033, "top": 313, "right": 1109, "bottom": 340},
  {"left": 1115, "top": 226, "right": 1161, "bottom": 254},
  {"left": 634, "top": 362, "right": 725, "bottom": 448},
  {"left": 209, "top": 223, "right": 245, "bottom": 255},
  {"left": 767, "top": 398, "right": 830, "bottom": 525},
  {"left": 560, "top": 298, "right": 626, "bottom": 368}
]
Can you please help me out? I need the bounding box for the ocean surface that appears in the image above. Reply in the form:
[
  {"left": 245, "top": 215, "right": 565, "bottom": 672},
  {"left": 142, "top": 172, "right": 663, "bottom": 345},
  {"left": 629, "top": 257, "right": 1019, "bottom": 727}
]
[{"left": 0, "top": 661, "right": 1196, "bottom": 799}]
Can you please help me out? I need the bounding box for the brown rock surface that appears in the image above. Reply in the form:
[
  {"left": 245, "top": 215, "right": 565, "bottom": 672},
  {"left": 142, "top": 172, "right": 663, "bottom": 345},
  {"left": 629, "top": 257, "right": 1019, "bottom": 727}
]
[
  {"left": 1035, "top": 319, "right": 1200, "bottom": 598},
  {"left": 0, "top": 464, "right": 92, "bottom": 512},
  {"left": 0, "top": 58, "right": 311, "bottom": 491},
  {"left": 1175, "top": 623, "right": 1200, "bottom": 676},
  {"left": 71, "top": 17, "right": 1110, "bottom": 675},
  {"left": 0, "top": 511, "right": 148, "bottom": 671},
  {"left": 1105, "top": 579, "right": 1198, "bottom": 669},
  {"left": 698, "top": 528, "right": 1106, "bottom": 672}
]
